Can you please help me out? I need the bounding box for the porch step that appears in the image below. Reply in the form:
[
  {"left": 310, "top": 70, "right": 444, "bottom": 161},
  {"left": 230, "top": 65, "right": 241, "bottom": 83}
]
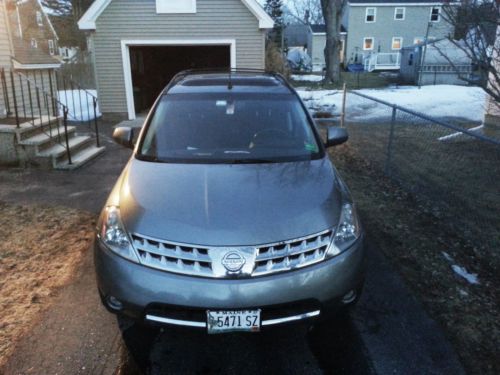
[
  {"left": 38, "top": 135, "right": 93, "bottom": 163},
  {"left": 16, "top": 116, "right": 62, "bottom": 141},
  {"left": 19, "top": 125, "right": 77, "bottom": 152},
  {"left": 55, "top": 146, "right": 106, "bottom": 170}
]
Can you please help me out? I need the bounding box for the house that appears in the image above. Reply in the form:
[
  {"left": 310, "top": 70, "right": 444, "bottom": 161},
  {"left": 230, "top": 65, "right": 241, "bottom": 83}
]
[
  {"left": 78, "top": 0, "right": 274, "bottom": 120},
  {"left": 0, "top": 0, "right": 105, "bottom": 169},
  {"left": 284, "top": 24, "right": 309, "bottom": 49},
  {"left": 0, "top": 0, "right": 61, "bottom": 119},
  {"left": 399, "top": 38, "right": 473, "bottom": 85},
  {"left": 343, "top": 0, "right": 454, "bottom": 70},
  {"left": 307, "top": 24, "right": 347, "bottom": 72}
]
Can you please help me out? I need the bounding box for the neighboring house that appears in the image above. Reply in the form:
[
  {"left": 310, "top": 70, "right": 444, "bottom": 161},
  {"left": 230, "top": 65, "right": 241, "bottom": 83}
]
[
  {"left": 0, "top": 0, "right": 61, "bottom": 118},
  {"left": 307, "top": 24, "right": 347, "bottom": 72},
  {"left": 78, "top": 0, "right": 273, "bottom": 120},
  {"left": 284, "top": 24, "right": 310, "bottom": 49},
  {"left": 343, "top": 0, "right": 454, "bottom": 70},
  {"left": 400, "top": 38, "right": 473, "bottom": 85},
  {"left": 59, "top": 45, "right": 79, "bottom": 62}
]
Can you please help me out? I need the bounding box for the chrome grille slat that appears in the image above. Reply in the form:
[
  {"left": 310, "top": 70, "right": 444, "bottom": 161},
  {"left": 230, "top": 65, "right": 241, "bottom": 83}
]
[{"left": 131, "top": 230, "right": 333, "bottom": 278}]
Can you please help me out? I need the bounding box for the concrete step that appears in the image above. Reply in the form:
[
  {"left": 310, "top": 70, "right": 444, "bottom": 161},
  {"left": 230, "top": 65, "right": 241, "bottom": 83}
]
[
  {"left": 55, "top": 145, "right": 106, "bottom": 170},
  {"left": 19, "top": 125, "right": 77, "bottom": 152},
  {"left": 16, "top": 116, "right": 62, "bottom": 141},
  {"left": 37, "top": 135, "right": 93, "bottom": 167}
]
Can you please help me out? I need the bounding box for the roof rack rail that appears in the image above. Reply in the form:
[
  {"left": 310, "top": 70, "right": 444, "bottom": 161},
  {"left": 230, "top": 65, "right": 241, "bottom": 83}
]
[{"left": 163, "top": 68, "right": 292, "bottom": 93}]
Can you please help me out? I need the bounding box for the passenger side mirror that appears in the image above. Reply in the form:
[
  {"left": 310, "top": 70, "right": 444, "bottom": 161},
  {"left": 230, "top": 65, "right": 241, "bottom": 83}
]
[
  {"left": 325, "top": 127, "right": 348, "bottom": 148},
  {"left": 112, "top": 127, "right": 135, "bottom": 149}
]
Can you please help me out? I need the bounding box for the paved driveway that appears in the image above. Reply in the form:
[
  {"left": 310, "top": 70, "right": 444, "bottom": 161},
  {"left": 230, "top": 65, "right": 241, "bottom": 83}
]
[{"left": 0, "top": 123, "right": 464, "bottom": 375}]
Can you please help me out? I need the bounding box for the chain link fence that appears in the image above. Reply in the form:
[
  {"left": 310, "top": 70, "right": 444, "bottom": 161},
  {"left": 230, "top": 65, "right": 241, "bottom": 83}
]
[{"left": 343, "top": 91, "right": 500, "bottom": 255}]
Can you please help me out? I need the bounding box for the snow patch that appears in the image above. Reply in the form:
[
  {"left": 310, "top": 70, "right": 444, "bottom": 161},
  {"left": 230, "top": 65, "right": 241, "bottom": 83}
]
[
  {"left": 58, "top": 90, "right": 101, "bottom": 122},
  {"left": 298, "top": 85, "right": 486, "bottom": 122},
  {"left": 451, "top": 265, "right": 480, "bottom": 285},
  {"left": 291, "top": 74, "right": 324, "bottom": 82}
]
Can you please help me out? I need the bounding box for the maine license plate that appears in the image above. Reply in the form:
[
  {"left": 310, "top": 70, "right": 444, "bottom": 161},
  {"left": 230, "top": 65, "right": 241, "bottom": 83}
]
[{"left": 206, "top": 309, "right": 261, "bottom": 334}]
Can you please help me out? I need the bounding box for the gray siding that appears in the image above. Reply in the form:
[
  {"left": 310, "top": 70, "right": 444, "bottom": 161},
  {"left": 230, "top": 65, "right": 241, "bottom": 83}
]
[
  {"left": 92, "top": 0, "right": 266, "bottom": 115},
  {"left": 311, "top": 34, "right": 326, "bottom": 72},
  {"left": 345, "top": 5, "right": 452, "bottom": 65},
  {"left": 0, "top": 2, "right": 13, "bottom": 117}
]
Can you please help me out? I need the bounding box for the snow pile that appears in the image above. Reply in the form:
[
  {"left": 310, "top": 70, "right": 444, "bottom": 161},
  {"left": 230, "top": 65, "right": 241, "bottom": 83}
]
[
  {"left": 298, "top": 85, "right": 486, "bottom": 122},
  {"left": 451, "top": 265, "right": 480, "bottom": 285},
  {"left": 442, "top": 252, "right": 480, "bottom": 285},
  {"left": 58, "top": 90, "right": 101, "bottom": 122},
  {"left": 291, "top": 74, "right": 323, "bottom": 82}
]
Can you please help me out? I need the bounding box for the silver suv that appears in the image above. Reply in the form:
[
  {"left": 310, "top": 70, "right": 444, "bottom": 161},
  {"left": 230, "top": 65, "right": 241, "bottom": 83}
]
[{"left": 96, "top": 70, "right": 365, "bottom": 334}]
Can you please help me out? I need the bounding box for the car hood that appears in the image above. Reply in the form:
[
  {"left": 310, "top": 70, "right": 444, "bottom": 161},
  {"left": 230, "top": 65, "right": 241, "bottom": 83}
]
[{"left": 114, "top": 157, "right": 346, "bottom": 246}]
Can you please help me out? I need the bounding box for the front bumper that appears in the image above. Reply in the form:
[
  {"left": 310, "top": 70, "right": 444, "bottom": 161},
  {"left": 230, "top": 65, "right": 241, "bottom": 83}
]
[{"left": 94, "top": 236, "right": 365, "bottom": 328}]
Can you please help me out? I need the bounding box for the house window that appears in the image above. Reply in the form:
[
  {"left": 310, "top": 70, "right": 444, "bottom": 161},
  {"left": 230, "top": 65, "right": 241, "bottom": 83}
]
[
  {"left": 31, "top": 38, "right": 37, "bottom": 48},
  {"left": 363, "top": 37, "right": 374, "bottom": 50},
  {"left": 414, "top": 37, "right": 424, "bottom": 45},
  {"left": 365, "top": 8, "right": 376, "bottom": 23},
  {"left": 430, "top": 7, "right": 440, "bottom": 22},
  {"left": 156, "top": 0, "right": 196, "bottom": 13},
  {"left": 48, "top": 40, "right": 55, "bottom": 55},
  {"left": 392, "top": 37, "right": 403, "bottom": 50},
  {"left": 36, "top": 11, "right": 43, "bottom": 26},
  {"left": 394, "top": 7, "right": 405, "bottom": 20}
]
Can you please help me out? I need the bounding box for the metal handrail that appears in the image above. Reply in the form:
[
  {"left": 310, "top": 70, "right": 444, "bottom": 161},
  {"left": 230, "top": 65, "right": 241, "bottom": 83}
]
[{"left": 1, "top": 68, "right": 73, "bottom": 164}]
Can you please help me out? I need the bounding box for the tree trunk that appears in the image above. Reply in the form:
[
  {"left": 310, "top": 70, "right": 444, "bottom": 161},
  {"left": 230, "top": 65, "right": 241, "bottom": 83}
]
[{"left": 321, "top": 0, "right": 343, "bottom": 83}]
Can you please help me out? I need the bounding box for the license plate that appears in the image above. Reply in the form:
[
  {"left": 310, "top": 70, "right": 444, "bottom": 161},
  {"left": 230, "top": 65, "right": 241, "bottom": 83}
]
[{"left": 206, "top": 309, "right": 261, "bottom": 334}]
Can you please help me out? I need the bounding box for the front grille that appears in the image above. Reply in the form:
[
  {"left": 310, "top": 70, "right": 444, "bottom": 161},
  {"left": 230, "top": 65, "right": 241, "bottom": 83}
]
[
  {"left": 253, "top": 230, "right": 333, "bottom": 276},
  {"left": 131, "top": 229, "right": 333, "bottom": 278}
]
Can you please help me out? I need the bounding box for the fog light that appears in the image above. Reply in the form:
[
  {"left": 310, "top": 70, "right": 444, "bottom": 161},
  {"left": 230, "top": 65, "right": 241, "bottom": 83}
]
[
  {"left": 106, "top": 295, "right": 123, "bottom": 311},
  {"left": 342, "top": 290, "right": 357, "bottom": 304}
]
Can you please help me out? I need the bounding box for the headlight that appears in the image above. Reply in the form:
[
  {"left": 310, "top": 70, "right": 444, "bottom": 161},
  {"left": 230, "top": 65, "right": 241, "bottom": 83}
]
[
  {"left": 327, "top": 203, "right": 361, "bottom": 257},
  {"left": 98, "top": 206, "right": 139, "bottom": 263}
]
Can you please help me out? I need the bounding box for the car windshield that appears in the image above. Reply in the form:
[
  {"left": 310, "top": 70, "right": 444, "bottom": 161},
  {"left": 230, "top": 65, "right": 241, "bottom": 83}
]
[{"left": 138, "top": 93, "right": 322, "bottom": 163}]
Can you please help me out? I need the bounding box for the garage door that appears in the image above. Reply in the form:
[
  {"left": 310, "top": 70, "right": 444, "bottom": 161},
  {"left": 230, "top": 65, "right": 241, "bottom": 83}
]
[{"left": 129, "top": 45, "right": 230, "bottom": 114}]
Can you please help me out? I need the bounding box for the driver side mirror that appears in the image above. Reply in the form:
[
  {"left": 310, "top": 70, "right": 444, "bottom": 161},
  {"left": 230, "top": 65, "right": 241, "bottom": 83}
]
[
  {"left": 325, "top": 127, "right": 348, "bottom": 148},
  {"left": 112, "top": 127, "right": 135, "bottom": 149}
]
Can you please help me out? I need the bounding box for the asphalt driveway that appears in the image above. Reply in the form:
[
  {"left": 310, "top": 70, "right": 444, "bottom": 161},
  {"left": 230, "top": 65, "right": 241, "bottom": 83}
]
[{"left": 0, "top": 123, "right": 465, "bottom": 375}]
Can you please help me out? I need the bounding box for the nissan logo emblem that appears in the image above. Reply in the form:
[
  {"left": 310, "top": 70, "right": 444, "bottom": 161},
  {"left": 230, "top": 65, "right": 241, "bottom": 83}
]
[{"left": 221, "top": 251, "right": 246, "bottom": 272}]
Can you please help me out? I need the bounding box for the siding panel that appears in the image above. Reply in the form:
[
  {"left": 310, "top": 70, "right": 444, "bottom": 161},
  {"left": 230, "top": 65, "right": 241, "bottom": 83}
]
[{"left": 93, "top": 0, "right": 266, "bottom": 114}]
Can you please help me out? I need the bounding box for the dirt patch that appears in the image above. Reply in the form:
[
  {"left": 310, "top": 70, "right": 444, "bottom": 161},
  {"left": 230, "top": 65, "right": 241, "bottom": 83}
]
[
  {"left": 329, "top": 144, "right": 500, "bottom": 375},
  {"left": 0, "top": 202, "right": 95, "bottom": 369}
]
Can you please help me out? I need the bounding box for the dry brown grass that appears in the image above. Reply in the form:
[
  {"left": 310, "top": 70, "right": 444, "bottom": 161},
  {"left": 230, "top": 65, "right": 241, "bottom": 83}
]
[
  {"left": 329, "top": 143, "right": 500, "bottom": 375},
  {"left": 0, "top": 202, "right": 95, "bottom": 368}
]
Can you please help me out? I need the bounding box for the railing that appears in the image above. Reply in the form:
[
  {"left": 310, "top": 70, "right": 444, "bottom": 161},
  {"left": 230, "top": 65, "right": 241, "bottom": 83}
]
[
  {"left": 0, "top": 67, "right": 73, "bottom": 164},
  {"left": 54, "top": 70, "right": 100, "bottom": 147},
  {"left": 364, "top": 53, "right": 401, "bottom": 72}
]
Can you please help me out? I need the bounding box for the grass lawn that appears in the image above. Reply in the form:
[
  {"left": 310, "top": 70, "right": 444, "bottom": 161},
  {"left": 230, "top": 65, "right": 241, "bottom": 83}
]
[
  {"left": 329, "top": 137, "right": 500, "bottom": 375},
  {"left": 0, "top": 202, "right": 95, "bottom": 368}
]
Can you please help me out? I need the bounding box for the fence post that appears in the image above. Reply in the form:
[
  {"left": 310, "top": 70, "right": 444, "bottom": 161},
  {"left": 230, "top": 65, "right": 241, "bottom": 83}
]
[
  {"left": 340, "top": 83, "right": 347, "bottom": 128},
  {"left": 63, "top": 107, "right": 72, "bottom": 165},
  {"left": 385, "top": 106, "right": 397, "bottom": 176},
  {"left": 93, "top": 97, "right": 100, "bottom": 147}
]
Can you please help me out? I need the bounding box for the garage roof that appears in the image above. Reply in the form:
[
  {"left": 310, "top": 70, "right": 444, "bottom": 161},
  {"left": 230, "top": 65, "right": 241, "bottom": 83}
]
[{"left": 78, "top": 0, "right": 274, "bottom": 30}]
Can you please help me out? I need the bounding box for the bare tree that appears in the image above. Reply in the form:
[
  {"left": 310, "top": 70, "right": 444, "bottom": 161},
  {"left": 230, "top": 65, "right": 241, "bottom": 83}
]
[
  {"left": 285, "top": 0, "right": 324, "bottom": 25},
  {"left": 320, "top": 0, "right": 346, "bottom": 83},
  {"left": 440, "top": 0, "right": 499, "bottom": 104}
]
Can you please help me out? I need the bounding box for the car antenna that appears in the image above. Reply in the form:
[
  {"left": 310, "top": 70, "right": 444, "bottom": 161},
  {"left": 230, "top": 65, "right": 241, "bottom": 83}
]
[{"left": 228, "top": 69, "right": 233, "bottom": 90}]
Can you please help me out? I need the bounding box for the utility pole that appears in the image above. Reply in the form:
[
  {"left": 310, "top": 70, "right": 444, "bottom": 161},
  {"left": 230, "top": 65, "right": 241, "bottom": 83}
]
[{"left": 418, "top": 22, "right": 432, "bottom": 89}]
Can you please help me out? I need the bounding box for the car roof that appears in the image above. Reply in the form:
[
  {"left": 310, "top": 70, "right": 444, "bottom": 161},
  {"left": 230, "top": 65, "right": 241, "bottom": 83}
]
[{"left": 164, "top": 72, "right": 293, "bottom": 95}]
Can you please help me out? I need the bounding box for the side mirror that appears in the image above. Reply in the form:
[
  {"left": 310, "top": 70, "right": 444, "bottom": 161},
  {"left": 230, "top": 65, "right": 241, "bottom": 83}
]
[
  {"left": 325, "top": 127, "right": 348, "bottom": 148},
  {"left": 112, "top": 127, "right": 135, "bottom": 149}
]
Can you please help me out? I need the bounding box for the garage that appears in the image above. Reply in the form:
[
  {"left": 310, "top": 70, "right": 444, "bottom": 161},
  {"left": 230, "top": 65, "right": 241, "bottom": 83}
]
[{"left": 129, "top": 45, "right": 231, "bottom": 114}]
